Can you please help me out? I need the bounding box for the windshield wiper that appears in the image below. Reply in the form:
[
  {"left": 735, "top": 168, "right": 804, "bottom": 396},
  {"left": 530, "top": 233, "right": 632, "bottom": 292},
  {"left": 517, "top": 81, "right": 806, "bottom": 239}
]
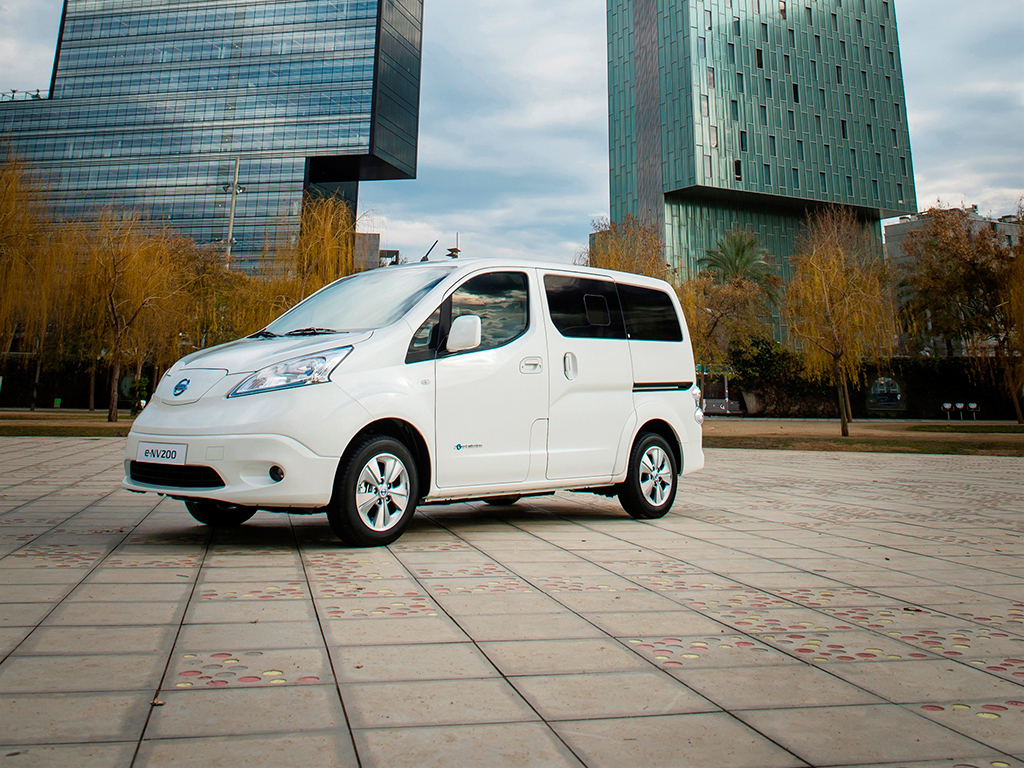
[
  {"left": 249, "top": 329, "right": 278, "bottom": 339},
  {"left": 284, "top": 327, "right": 339, "bottom": 336}
]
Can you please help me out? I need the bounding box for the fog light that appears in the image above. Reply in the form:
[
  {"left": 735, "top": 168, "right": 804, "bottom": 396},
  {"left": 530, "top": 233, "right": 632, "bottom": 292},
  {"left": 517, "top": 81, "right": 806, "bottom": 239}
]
[
  {"left": 694, "top": 408, "right": 705, "bottom": 426},
  {"left": 269, "top": 465, "right": 285, "bottom": 482}
]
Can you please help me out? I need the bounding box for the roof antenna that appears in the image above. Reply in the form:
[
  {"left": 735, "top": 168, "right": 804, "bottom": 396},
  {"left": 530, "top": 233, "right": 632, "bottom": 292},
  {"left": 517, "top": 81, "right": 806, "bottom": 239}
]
[{"left": 420, "top": 239, "right": 439, "bottom": 262}]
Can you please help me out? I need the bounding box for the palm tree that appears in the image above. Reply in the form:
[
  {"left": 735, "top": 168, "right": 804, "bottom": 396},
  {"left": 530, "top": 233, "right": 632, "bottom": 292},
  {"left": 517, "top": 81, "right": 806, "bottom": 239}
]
[{"left": 699, "top": 228, "right": 780, "bottom": 305}]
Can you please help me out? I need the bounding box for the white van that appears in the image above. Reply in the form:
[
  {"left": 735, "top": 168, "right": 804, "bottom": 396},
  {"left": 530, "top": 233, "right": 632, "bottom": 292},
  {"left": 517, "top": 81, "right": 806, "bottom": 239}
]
[{"left": 124, "top": 259, "right": 704, "bottom": 546}]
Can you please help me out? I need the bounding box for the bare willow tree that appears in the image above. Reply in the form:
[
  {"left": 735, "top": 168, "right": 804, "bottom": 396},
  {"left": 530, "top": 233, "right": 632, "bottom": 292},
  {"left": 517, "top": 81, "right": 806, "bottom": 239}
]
[
  {"left": 0, "top": 156, "right": 47, "bottom": 358},
  {"left": 281, "top": 196, "right": 358, "bottom": 301},
  {"left": 578, "top": 215, "right": 666, "bottom": 280},
  {"left": 84, "top": 213, "right": 184, "bottom": 421},
  {"left": 785, "top": 207, "right": 899, "bottom": 436}
]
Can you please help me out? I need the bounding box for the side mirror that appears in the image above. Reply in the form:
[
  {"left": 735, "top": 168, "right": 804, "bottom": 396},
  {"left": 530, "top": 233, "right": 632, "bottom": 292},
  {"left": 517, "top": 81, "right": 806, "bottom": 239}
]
[{"left": 446, "top": 314, "right": 482, "bottom": 352}]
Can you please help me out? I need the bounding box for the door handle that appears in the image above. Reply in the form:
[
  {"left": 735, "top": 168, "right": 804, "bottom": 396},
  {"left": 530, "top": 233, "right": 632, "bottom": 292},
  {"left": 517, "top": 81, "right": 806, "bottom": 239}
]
[
  {"left": 520, "top": 357, "right": 543, "bottom": 374},
  {"left": 563, "top": 352, "right": 578, "bottom": 381}
]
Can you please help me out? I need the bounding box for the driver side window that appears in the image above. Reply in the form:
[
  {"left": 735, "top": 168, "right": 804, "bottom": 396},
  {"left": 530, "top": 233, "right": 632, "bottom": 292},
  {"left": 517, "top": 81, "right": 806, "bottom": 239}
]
[
  {"left": 448, "top": 271, "right": 529, "bottom": 354},
  {"left": 405, "top": 271, "right": 529, "bottom": 364}
]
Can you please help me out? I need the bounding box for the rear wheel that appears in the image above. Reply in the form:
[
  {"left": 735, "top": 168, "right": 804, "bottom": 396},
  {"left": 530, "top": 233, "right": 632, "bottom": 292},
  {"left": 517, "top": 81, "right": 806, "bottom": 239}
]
[
  {"left": 327, "top": 436, "right": 418, "bottom": 547},
  {"left": 185, "top": 500, "right": 257, "bottom": 527},
  {"left": 618, "top": 433, "right": 677, "bottom": 520},
  {"left": 483, "top": 495, "right": 522, "bottom": 506}
]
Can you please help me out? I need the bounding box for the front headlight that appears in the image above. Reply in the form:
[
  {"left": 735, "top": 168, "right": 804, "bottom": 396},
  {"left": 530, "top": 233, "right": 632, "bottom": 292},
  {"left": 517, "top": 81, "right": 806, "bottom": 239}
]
[{"left": 228, "top": 347, "right": 353, "bottom": 398}]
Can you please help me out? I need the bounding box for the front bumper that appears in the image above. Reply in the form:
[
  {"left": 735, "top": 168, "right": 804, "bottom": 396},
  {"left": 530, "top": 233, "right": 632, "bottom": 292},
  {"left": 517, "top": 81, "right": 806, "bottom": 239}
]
[{"left": 123, "top": 432, "right": 339, "bottom": 508}]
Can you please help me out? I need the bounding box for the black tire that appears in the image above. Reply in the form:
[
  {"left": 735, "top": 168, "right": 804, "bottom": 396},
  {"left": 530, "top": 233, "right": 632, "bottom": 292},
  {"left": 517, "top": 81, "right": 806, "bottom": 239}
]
[
  {"left": 185, "top": 500, "right": 257, "bottom": 527},
  {"left": 483, "top": 495, "right": 522, "bottom": 506},
  {"left": 618, "top": 433, "right": 678, "bottom": 520},
  {"left": 327, "top": 436, "right": 419, "bottom": 547}
]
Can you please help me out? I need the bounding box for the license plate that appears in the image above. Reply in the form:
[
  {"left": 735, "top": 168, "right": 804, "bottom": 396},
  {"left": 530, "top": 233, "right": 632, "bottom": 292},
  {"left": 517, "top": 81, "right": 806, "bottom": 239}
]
[{"left": 137, "top": 442, "right": 187, "bottom": 465}]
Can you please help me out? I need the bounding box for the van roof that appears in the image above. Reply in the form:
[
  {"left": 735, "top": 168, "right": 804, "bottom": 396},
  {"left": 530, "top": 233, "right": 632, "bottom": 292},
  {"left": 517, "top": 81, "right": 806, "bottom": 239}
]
[{"left": 387, "top": 257, "right": 675, "bottom": 291}]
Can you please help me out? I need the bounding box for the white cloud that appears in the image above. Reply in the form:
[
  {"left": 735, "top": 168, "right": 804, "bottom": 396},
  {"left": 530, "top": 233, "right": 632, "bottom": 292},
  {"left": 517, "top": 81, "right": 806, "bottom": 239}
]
[{"left": 1, "top": 0, "right": 1020, "bottom": 261}]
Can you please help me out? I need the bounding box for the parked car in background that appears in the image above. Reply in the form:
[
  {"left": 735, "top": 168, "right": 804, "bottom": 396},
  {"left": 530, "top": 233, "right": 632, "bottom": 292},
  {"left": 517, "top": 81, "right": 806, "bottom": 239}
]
[{"left": 124, "top": 259, "right": 704, "bottom": 546}]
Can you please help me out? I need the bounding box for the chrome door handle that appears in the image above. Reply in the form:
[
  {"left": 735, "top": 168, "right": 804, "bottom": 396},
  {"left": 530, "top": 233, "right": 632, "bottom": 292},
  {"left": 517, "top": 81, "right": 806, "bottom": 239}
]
[
  {"left": 520, "top": 357, "right": 543, "bottom": 374},
  {"left": 563, "top": 352, "right": 578, "bottom": 381}
]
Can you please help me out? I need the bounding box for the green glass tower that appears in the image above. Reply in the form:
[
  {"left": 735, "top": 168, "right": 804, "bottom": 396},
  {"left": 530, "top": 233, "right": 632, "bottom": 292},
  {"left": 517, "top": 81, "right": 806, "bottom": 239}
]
[{"left": 607, "top": 0, "right": 916, "bottom": 278}]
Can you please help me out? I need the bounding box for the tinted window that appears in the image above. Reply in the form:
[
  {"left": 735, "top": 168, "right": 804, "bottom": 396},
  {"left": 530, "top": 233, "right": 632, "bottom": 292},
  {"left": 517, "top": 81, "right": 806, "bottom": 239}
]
[
  {"left": 617, "top": 284, "right": 683, "bottom": 342},
  {"left": 448, "top": 272, "right": 529, "bottom": 353},
  {"left": 544, "top": 275, "right": 626, "bottom": 339}
]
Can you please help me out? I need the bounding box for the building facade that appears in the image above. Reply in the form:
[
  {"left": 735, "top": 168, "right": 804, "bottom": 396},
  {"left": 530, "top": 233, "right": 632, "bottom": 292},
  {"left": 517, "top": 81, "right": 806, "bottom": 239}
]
[
  {"left": 607, "top": 0, "right": 917, "bottom": 278},
  {"left": 0, "top": 0, "right": 423, "bottom": 270}
]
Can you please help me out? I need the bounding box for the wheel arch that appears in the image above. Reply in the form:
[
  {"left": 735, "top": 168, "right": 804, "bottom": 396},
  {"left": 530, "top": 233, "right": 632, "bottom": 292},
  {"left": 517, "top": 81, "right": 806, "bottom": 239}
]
[
  {"left": 634, "top": 418, "right": 683, "bottom": 475},
  {"left": 337, "top": 418, "right": 432, "bottom": 501}
]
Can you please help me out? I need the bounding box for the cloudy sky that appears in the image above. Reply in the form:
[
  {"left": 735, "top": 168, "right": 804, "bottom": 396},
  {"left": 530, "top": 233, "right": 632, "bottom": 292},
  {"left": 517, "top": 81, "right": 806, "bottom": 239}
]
[{"left": 1, "top": 0, "right": 1021, "bottom": 261}]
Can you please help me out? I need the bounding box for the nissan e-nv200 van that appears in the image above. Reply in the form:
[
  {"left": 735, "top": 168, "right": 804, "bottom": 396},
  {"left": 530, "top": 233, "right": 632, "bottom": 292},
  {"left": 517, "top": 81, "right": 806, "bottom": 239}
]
[{"left": 124, "top": 259, "right": 704, "bottom": 546}]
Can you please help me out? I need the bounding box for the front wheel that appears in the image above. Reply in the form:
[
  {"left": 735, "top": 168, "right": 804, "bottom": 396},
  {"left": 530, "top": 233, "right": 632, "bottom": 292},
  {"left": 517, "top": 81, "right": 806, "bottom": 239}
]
[
  {"left": 327, "top": 436, "right": 418, "bottom": 547},
  {"left": 618, "top": 433, "right": 677, "bottom": 520},
  {"left": 185, "top": 500, "right": 257, "bottom": 527}
]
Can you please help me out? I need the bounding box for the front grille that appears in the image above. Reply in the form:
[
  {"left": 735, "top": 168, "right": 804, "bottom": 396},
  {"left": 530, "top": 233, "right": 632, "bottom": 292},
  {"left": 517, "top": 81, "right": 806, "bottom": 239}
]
[{"left": 129, "top": 461, "right": 225, "bottom": 489}]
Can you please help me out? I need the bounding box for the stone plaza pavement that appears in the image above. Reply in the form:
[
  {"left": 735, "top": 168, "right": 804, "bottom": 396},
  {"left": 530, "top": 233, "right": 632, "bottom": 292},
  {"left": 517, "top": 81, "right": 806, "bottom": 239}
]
[{"left": 0, "top": 437, "right": 1022, "bottom": 768}]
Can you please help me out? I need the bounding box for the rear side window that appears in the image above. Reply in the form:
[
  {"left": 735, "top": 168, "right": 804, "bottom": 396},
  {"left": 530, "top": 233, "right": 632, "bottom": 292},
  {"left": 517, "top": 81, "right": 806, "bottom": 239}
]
[
  {"left": 617, "top": 284, "right": 684, "bottom": 342},
  {"left": 543, "top": 275, "right": 626, "bottom": 339},
  {"left": 449, "top": 271, "right": 529, "bottom": 353}
]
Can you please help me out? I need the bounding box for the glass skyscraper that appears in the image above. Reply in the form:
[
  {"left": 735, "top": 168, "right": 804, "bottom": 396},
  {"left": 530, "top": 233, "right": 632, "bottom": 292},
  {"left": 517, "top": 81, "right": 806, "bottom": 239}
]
[
  {"left": 0, "top": 0, "right": 422, "bottom": 270},
  {"left": 607, "top": 0, "right": 916, "bottom": 278}
]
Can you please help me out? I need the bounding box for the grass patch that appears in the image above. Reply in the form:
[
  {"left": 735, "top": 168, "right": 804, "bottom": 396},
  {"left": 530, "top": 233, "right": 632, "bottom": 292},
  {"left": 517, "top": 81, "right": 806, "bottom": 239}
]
[
  {"left": 906, "top": 424, "right": 1024, "bottom": 434},
  {"left": 704, "top": 436, "right": 1024, "bottom": 457}
]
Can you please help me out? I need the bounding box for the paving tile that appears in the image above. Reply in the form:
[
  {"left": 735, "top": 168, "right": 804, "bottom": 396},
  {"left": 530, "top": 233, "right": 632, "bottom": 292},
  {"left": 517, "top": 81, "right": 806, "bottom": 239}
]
[
  {"left": 196, "top": 567, "right": 306, "bottom": 583},
  {"left": 333, "top": 642, "right": 498, "bottom": 682},
  {"left": 145, "top": 685, "right": 347, "bottom": 738},
  {"left": 165, "top": 648, "right": 332, "bottom": 691},
  {"left": 185, "top": 599, "right": 317, "bottom": 624},
  {"left": 0, "top": 691, "right": 152, "bottom": 745},
  {"left": 134, "top": 731, "right": 358, "bottom": 768},
  {"left": 835, "top": 758, "right": 1024, "bottom": 768},
  {"left": 552, "top": 712, "right": 804, "bottom": 768},
  {"left": 675, "top": 663, "right": 885, "bottom": 710},
  {"left": 824, "top": 659, "right": 1024, "bottom": 703},
  {"left": 0, "top": 626, "right": 32, "bottom": 656},
  {"left": 0, "top": 569, "right": 90, "bottom": 585},
  {"left": 313, "top": 594, "right": 443, "bottom": 619},
  {"left": 0, "top": 742, "right": 136, "bottom": 767},
  {"left": 736, "top": 704, "right": 993, "bottom": 765},
  {"left": 480, "top": 639, "right": 651, "bottom": 676},
  {"left": 323, "top": 616, "right": 469, "bottom": 646},
  {"left": 431, "top": 592, "right": 567, "bottom": 616},
  {"left": 342, "top": 678, "right": 537, "bottom": 728},
  {"left": 16, "top": 625, "right": 177, "bottom": 655},
  {"left": 0, "top": 584, "right": 74, "bottom": 603},
  {"left": 43, "top": 601, "right": 186, "bottom": 626},
  {"left": 626, "top": 633, "right": 801, "bottom": 670},
  {"left": 0, "top": 653, "right": 166, "bottom": 693},
  {"left": 452, "top": 612, "right": 605, "bottom": 641},
  {"left": 353, "top": 722, "right": 584, "bottom": 768},
  {"left": 84, "top": 568, "right": 199, "bottom": 584},
  {"left": 175, "top": 621, "right": 324, "bottom": 651},
  {"left": 909, "top": 700, "right": 1019, "bottom": 753},
  {"left": 0, "top": 603, "right": 52, "bottom": 627},
  {"left": 510, "top": 670, "right": 716, "bottom": 720},
  {"left": 757, "top": 629, "right": 939, "bottom": 663},
  {"left": 585, "top": 609, "right": 730, "bottom": 637},
  {"left": 66, "top": 583, "right": 192, "bottom": 603}
]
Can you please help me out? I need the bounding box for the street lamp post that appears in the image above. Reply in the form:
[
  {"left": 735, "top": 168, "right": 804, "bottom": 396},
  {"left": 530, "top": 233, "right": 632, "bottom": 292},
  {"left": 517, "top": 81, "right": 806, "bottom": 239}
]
[{"left": 222, "top": 158, "right": 245, "bottom": 266}]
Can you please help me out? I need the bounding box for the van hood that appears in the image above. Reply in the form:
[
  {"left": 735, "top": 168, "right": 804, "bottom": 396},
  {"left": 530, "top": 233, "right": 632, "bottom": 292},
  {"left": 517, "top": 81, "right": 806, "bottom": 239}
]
[{"left": 175, "top": 331, "right": 373, "bottom": 374}]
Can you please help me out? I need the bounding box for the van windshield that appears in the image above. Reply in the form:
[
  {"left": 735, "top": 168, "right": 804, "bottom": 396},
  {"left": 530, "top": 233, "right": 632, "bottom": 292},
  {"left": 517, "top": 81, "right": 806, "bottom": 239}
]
[{"left": 263, "top": 266, "right": 456, "bottom": 336}]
